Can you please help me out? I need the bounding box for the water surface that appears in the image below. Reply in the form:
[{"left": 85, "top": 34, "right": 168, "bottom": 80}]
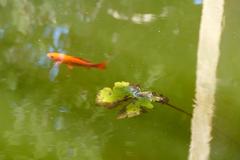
[{"left": 0, "top": 0, "right": 238, "bottom": 159}]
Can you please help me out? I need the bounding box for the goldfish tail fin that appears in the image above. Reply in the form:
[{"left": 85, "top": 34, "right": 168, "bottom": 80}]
[{"left": 94, "top": 61, "right": 106, "bottom": 70}]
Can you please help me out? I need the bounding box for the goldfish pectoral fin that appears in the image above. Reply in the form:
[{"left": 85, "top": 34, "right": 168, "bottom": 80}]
[{"left": 67, "top": 65, "right": 73, "bottom": 70}]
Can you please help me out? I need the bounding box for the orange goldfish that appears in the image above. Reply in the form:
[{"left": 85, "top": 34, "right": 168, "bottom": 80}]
[{"left": 47, "top": 52, "right": 106, "bottom": 70}]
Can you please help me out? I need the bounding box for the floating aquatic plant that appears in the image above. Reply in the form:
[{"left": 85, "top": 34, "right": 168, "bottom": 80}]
[{"left": 96, "top": 81, "right": 190, "bottom": 119}]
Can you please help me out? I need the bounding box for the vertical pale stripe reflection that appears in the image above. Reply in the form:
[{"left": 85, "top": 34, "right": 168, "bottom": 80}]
[{"left": 189, "top": 0, "right": 225, "bottom": 160}]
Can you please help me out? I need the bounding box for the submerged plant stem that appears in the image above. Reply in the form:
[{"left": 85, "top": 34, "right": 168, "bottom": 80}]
[{"left": 164, "top": 103, "right": 192, "bottom": 117}]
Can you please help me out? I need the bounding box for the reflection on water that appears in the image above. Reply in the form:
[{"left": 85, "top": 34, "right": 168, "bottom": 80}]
[
  {"left": 193, "top": 0, "right": 203, "bottom": 5},
  {"left": 12, "top": 0, "right": 34, "bottom": 34},
  {"left": 6, "top": 71, "right": 18, "bottom": 91},
  {"left": 0, "top": 0, "right": 7, "bottom": 7},
  {"left": 0, "top": 28, "right": 4, "bottom": 39},
  {"left": 107, "top": 9, "right": 157, "bottom": 24},
  {"left": 38, "top": 54, "right": 50, "bottom": 67},
  {"left": 5, "top": 100, "right": 30, "bottom": 146},
  {"left": 144, "top": 64, "right": 165, "bottom": 88},
  {"left": 107, "top": 6, "right": 174, "bottom": 25},
  {"left": 4, "top": 96, "right": 111, "bottom": 160},
  {"left": 85, "top": 0, "right": 104, "bottom": 22},
  {"left": 49, "top": 62, "right": 60, "bottom": 81},
  {"left": 54, "top": 115, "right": 64, "bottom": 130},
  {"left": 53, "top": 26, "right": 69, "bottom": 49},
  {"left": 59, "top": 106, "right": 70, "bottom": 113}
]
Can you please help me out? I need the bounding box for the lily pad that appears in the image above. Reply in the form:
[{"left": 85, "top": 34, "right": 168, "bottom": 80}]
[
  {"left": 96, "top": 87, "right": 114, "bottom": 106},
  {"left": 136, "top": 98, "right": 154, "bottom": 109},
  {"left": 96, "top": 81, "right": 169, "bottom": 119},
  {"left": 117, "top": 103, "right": 141, "bottom": 119},
  {"left": 116, "top": 98, "right": 154, "bottom": 119},
  {"left": 96, "top": 81, "right": 132, "bottom": 108}
]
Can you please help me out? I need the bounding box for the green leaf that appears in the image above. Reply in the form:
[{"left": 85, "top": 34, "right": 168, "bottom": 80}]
[
  {"left": 96, "top": 81, "right": 132, "bottom": 108},
  {"left": 117, "top": 103, "right": 142, "bottom": 119},
  {"left": 96, "top": 81, "right": 156, "bottom": 119},
  {"left": 96, "top": 87, "right": 114, "bottom": 104},
  {"left": 113, "top": 81, "right": 130, "bottom": 88},
  {"left": 126, "top": 103, "right": 141, "bottom": 118},
  {"left": 112, "top": 81, "right": 131, "bottom": 99},
  {"left": 136, "top": 98, "right": 154, "bottom": 109},
  {"left": 117, "top": 100, "right": 152, "bottom": 119}
]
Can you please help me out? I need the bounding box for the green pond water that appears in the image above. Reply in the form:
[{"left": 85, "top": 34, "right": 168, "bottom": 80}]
[{"left": 0, "top": 0, "right": 239, "bottom": 159}]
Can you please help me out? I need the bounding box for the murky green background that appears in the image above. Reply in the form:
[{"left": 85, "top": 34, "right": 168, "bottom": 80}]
[{"left": 0, "top": 0, "right": 239, "bottom": 160}]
